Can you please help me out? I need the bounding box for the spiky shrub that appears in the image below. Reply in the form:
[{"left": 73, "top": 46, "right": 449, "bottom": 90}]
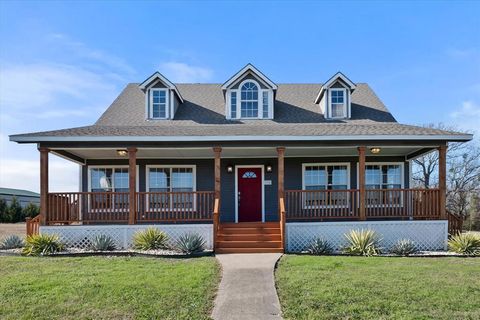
[
  {"left": 22, "top": 234, "right": 64, "bottom": 256},
  {"left": 175, "top": 233, "right": 205, "bottom": 254},
  {"left": 89, "top": 235, "right": 117, "bottom": 251},
  {"left": 0, "top": 235, "right": 24, "bottom": 249},
  {"left": 448, "top": 233, "right": 480, "bottom": 255},
  {"left": 306, "top": 237, "right": 333, "bottom": 255},
  {"left": 132, "top": 228, "right": 169, "bottom": 250},
  {"left": 390, "top": 239, "right": 418, "bottom": 256},
  {"left": 342, "top": 229, "right": 382, "bottom": 256}
]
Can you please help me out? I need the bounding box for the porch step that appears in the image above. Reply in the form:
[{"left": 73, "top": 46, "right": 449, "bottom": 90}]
[
  {"left": 215, "top": 247, "right": 284, "bottom": 254},
  {"left": 215, "top": 221, "right": 283, "bottom": 253}
]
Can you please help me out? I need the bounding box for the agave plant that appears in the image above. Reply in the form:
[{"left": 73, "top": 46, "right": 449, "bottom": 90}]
[
  {"left": 132, "top": 228, "right": 169, "bottom": 250},
  {"left": 448, "top": 233, "right": 480, "bottom": 255},
  {"left": 0, "top": 235, "right": 24, "bottom": 249},
  {"left": 175, "top": 233, "right": 205, "bottom": 254},
  {"left": 306, "top": 237, "right": 333, "bottom": 255},
  {"left": 390, "top": 239, "right": 418, "bottom": 256},
  {"left": 22, "top": 234, "right": 64, "bottom": 256},
  {"left": 89, "top": 235, "right": 117, "bottom": 251},
  {"left": 342, "top": 229, "right": 382, "bottom": 256}
]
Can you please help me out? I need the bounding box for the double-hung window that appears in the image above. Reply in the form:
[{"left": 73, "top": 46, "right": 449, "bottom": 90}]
[
  {"left": 365, "top": 164, "right": 403, "bottom": 206},
  {"left": 89, "top": 167, "right": 129, "bottom": 211},
  {"left": 149, "top": 89, "right": 168, "bottom": 119},
  {"left": 330, "top": 89, "right": 346, "bottom": 118},
  {"left": 147, "top": 166, "right": 196, "bottom": 210},
  {"left": 240, "top": 81, "right": 259, "bottom": 118},
  {"left": 303, "top": 164, "right": 349, "bottom": 207}
]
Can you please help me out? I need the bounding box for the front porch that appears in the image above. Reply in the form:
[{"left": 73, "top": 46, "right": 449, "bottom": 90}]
[{"left": 30, "top": 142, "right": 453, "bottom": 252}]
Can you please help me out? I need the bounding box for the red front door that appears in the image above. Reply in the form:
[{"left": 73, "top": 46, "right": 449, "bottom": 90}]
[{"left": 237, "top": 167, "right": 262, "bottom": 222}]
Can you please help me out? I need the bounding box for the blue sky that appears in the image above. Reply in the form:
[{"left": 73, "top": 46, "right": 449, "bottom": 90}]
[{"left": 0, "top": 1, "right": 479, "bottom": 192}]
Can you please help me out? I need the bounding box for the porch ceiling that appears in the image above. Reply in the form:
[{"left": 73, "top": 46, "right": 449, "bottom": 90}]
[{"left": 51, "top": 146, "right": 434, "bottom": 163}]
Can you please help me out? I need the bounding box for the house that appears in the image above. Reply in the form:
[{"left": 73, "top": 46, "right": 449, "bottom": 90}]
[
  {"left": 0, "top": 187, "right": 40, "bottom": 208},
  {"left": 10, "top": 64, "right": 472, "bottom": 252}
]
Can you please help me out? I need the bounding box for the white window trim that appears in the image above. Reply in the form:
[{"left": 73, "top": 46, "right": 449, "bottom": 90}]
[
  {"left": 87, "top": 165, "right": 139, "bottom": 213},
  {"left": 356, "top": 162, "right": 405, "bottom": 208},
  {"left": 148, "top": 88, "right": 170, "bottom": 120},
  {"left": 234, "top": 165, "right": 265, "bottom": 223},
  {"left": 328, "top": 88, "right": 348, "bottom": 119},
  {"left": 146, "top": 165, "right": 197, "bottom": 212},
  {"left": 302, "top": 162, "right": 351, "bottom": 209},
  {"left": 226, "top": 79, "right": 273, "bottom": 120}
]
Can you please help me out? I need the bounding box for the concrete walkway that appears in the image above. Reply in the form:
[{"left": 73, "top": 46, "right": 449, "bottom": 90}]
[{"left": 211, "top": 253, "right": 283, "bottom": 320}]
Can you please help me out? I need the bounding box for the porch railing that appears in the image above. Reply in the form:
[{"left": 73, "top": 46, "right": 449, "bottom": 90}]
[
  {"left": 285, "top": 188, "right": 441, "bottom": 220},
  {"left": 46, "top": 191, "right": 214, "bottom": 225}
]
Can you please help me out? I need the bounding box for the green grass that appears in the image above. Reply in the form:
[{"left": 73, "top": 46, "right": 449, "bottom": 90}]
[
  {"left": 0, "top": 256, "right": 220, "bottom": 320},
  {"left": 276, "top": 255, "right": 480, "bottom": 320}
]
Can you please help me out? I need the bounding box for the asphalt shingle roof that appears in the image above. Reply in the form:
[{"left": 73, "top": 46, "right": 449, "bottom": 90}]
[{"left": 9, "top": 83, "right": 471, "bottom": 141}]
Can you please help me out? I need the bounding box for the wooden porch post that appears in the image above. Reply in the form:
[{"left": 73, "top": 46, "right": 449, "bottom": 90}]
[
  {"left": 39, "top": 147, "right": 49, "bottom": 225},
  {"left": 277, "top": 147, "right": 285, "bottom": 200},
  {"left": 128, "top": 147, "right": 137, "bottom": 225},
  {"left": 358, "top": 146, "right": 366, "bottom": 221},
  {"left": 213, "top": 147, "right": 222, "bottom": 200},
  {"left": 438, "top": 144, "right": 447, "bottom": 219}
]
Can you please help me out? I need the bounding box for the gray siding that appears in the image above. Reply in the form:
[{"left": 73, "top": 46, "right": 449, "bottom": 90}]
[
  {"left": 82, "top": 156, "right": 409, "bottom": 222},
  {"left": 230, "top": 73, "right": 269, "bottom": 89}
]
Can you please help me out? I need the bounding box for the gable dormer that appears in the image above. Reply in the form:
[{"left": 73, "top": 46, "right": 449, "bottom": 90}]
[
  {"left": 315, "top": 72, "right": 356, "bottom": 120},
  {"left": 222, "top": 64, "right": 277, "bottom": 120},
  {"left": 139, "top": 72, "right": 184, "bottom": 120}
]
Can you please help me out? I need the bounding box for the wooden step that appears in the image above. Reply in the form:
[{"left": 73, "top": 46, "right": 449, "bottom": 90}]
[
  {"left": 216, "top": 240, "right": 282, "bottom": 248},
  {"left": 215, "top": 247, "right": 284, "bottom": 254},
  {"left": 220, "top": 222, "right": 280, "bottom": 228},
  {"left": 217, "top": 234, "right": 281, "bottom": 241},
  {"left": 219, "top": 227, "right": 281, "bottom": 234}
]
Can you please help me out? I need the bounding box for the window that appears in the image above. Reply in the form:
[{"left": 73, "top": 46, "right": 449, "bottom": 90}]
[
  {"left": 147, "top": 166, "right": 195, "bottom": 210},
  {"left": 262, "top": 91, "right": 269, "bottom": 118},
  {"left": 150, "top": 89, "right": 168, "bottom": 119},
  {"left": 89, "top": 167, "right": 129, "bottom": 210},
  {"left": 330, "top": 89, "right": 346, "bottom": 118},
  {"left": 230, "top": 91, "right": 237, "bottom": 119},
  {"left": 365, "top": 164, "right": 403, "bottom": 206},
  {"left": 240, "top": 81, "right": 259, "bottom": 118},
  {"left": 303, "top": 164, "right": 349, "bottom": 207}
]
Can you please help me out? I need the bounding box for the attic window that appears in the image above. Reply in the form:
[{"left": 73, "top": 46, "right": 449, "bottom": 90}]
[
  {"left": 149, "top": 89, "right": 168, "bottom": 119},
  {"left": 240, "top": 82, "right": 259, "bottom": 118},
  {"left": 330, "top": 89, "right": 346, "bottom": 118}
]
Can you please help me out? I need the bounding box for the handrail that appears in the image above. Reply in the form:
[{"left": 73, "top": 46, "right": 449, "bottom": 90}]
[
  {"left": 447, "top": 210, "right": 463, "bottom": 235},
  {"left": 279, "top": 197, "right": 286, "bottom": 251},
  {"left": 26, "top": 214, "right": 41, "bottom": 236},
  {"left": 213, "top": 198, "right": 220, "bottom": 250}
]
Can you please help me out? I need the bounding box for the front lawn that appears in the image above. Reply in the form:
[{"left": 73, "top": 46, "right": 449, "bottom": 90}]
[
  {"left": 0, "top": 256, "right": 220, "bottom": 320},
  {"left": 276, "top": 255, "right": 480, "bottom": 320}
]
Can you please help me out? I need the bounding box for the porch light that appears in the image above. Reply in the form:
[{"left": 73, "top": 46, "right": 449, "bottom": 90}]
[
  {"left": 226, "top": 165, "right": 233, "bottom": 173},
  {"left": 116, "top": 149, "right": 128, "bottom": 157},
  {"left": 370, "top": 147, "right": 381, "bottom": 154},
  {"left": 266, "top": 164, "right": 273, "bottom": 173}
]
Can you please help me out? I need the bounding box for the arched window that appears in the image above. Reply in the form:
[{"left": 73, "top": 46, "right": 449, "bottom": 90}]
[{"left": 240, "top": 81, "right": 259, "bottom": 118}]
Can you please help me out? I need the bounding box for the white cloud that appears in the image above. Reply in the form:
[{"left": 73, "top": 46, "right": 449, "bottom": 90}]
[
  {"left": 159, "top": 62, "right": 213, "bottom": 82},
  {"left": 450, "top": 100, "right": 480, "bottom": 133}
]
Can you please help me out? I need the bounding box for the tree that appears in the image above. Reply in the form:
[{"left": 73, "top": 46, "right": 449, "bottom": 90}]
[
  {"left": 23, "top": 202, "right": 40, "bottom": 219},
  {"left": 7, "top": 197, "right": 23, "bottom": 223},
  {"left": 0, "top": 198, "right": 7, "bottom": 222}
]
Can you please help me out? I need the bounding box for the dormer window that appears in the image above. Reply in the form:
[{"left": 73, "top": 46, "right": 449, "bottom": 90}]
[
  {"left": 330, "top": 89, "right": 346, "bottom": 118},
  {"left": 150, "top": 89, "right": 168, "bottom": 119},
  {"left": 222, "top": 64, "right": 278, "bottom": 120}
]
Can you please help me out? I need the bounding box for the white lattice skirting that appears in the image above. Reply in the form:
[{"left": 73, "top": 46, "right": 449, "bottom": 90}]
[
  {"left": 40, "top": 224, "right": 213, "bottom": 250},
  {"left": 286, "top": 220, "right": 448, "bottom": 252}
]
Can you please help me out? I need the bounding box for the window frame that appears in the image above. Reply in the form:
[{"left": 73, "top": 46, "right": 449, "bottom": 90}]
[
  {"left": 87, "top": 165, "right": 139, "bottom": 213},
  {"left": 146, "top": 165, "right": 197, "bottom": 212},
  {"left": 301, "top": 162, "right": 351, "bottom": 209},
  {"left": 148, "top": 88, "right": 170, "bottom": 120},
  {"left": 357, "top": 162, "right": 405, "bottom": 208},
  {"left": 328, "top": 88, "right": 347, "bottom": 119},
  {"left": 227, "top": 79, "right": 272, "bottom": 120}
]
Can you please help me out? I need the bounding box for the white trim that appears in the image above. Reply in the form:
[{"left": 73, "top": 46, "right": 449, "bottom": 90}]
[
  {"left": 315, "top": 72, "right": 356, "bottom": 104},
  {"left": 11, "top": 134, "right": 474, "bottom": 143},
  {"left": 139, "top": 72, "right": 184, "bottom": 103},
  {"left": 234, "top": 165, "right": 265, "bottom": 223},
  {"left": 327, "top": 88, "right": 348, "bottom": 119},
  {"left": 301, "top": 162, "right": 351, "bottom": 209},
  {"left": 222, "top": 64, "right": 278, "bottom": 90},
  {"left": 148, "top": 88, "right": 170, "bottom": 120},
  {"left": 87, "top": 165, "right": 139, "bottom": 192}
]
